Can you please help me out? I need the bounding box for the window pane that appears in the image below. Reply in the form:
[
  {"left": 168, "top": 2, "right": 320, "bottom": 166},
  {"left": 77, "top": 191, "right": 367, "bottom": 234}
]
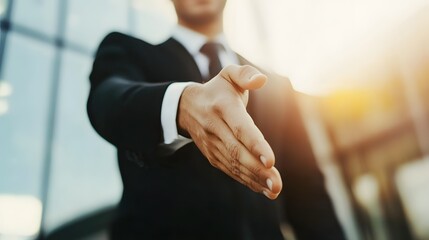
[
  {"left": 11, "top": 0, "right": 59, "bottom": 38},
  {"left": 0, "top": 32, "right": 54, "bottom": 197},
  {"left": 44, "top": 49, "right": 122, "bottom": 232},
  {"left": 0, "top": 0, "right": 8, "bottom": 19},
  {"left": 65, "top": 0, "right": 128, "bottom": 51}
]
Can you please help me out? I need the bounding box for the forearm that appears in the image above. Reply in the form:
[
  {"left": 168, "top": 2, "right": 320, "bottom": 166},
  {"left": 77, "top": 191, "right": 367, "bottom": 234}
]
[{"left": 87, "top": 76, "right": 171, "bottom": 152}]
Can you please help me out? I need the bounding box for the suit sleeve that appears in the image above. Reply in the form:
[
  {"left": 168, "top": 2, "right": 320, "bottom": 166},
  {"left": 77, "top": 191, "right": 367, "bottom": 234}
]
[{"left": 87, "top": 32, "right": 172, "bottom": 165}]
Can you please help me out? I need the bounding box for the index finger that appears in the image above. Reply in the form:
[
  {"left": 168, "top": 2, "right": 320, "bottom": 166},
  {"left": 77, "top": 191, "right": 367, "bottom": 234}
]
[{"left": 220, "top": 102, "right": 275, "bottom": 168}]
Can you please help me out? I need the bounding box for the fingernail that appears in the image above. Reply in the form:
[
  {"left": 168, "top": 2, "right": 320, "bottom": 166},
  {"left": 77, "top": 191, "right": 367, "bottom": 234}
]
[
  {"left": 266, "top": 178, "right": 273, "bottom": 191},
  {"left": 260, "top": 155, "right": 268, "bottom": 167},
  {"left": 262, "top": 190, "right": 270, "bottom": 199},
  {"left": 249, "top": 73, "right": 264, "bottom": 82}
]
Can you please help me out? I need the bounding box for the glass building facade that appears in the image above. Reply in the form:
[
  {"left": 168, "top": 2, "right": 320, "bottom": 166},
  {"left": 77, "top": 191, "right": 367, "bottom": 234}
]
[
  {"left": 0, "top": 1, "right": 262, "bottom": 238},
  {"left": 0, "top": 0, "right": 177, "bottom": 238},
  {"left": 1, "top": 0, "right": 429, "bottom": 239}
]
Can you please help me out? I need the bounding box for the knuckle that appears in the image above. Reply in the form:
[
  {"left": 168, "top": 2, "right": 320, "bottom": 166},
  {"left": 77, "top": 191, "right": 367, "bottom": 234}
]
[
  {"left": 239, "top": 65, "right": 255, "bottom": 78},
  {"left": 232, "top": 126, "right": 243, "bottom": 140},
  {"left": 225, "top": 153, "right": 243, "bottom": 178},
  {"left": 222, "top": 64, "right": 238, "bottom": 74},
  {"left": 223, "top": 65, "right": 234, "bottom": 72},
  {"left": 219, "top": 66, "right": 232, "bottom": 80},
  {"left": 243, "top": 166, "right": 261, "bottom": 183},
  {"left": 211, "top": 98, "right": 227, "bottom": 115},
  {"left": 203, "top": 119, "right": 216, "bottom": 134},
  {"left": 248, "top": 139, "right": 260, "bottom": 154},
  {"left": 249, "top": 165, "right": 262, "bottom": 176},
  {"left": 227, "top": 143, "right": 241, "bottom": 161},
  {"left": 232, "top": 163, "right": 241, "bottom": 177},
  {"left": 202, "top": 139, "right": 209, "bottom": 149},
  {"left": 232, "top": 168, "right": 240, "bottom": 177},
  {"left": 195, "top": 129, "right": 204, "bottom": 140}
]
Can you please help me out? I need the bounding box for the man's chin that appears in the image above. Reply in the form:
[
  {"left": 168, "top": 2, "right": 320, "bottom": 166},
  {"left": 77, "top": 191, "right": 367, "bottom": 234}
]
[{"left": 186, "top": 13, "right": 218, "bottom": 25}]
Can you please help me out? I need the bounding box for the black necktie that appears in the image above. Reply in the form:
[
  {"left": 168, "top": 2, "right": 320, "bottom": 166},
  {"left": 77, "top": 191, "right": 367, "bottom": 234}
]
[{"left": 200, "top": 42, "right": 222, "bottom": 82}]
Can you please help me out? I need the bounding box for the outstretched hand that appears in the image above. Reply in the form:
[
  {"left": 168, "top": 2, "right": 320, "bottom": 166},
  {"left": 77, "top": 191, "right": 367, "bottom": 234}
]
[{"left": 178, "top": 65, "right": 283, "bottom": 199}]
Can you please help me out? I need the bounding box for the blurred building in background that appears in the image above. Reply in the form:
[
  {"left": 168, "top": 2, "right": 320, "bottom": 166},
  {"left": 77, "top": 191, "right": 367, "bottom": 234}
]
[
  {"left": 0, "top": 0, "right": 428, "bottom": 240},
  {"left": 298, "top": 7, "right": 429, "bottom": 240}
]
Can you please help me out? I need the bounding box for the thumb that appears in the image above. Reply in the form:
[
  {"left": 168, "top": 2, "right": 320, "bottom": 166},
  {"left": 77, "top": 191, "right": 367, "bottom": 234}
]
[{"left": 220, "top": 65, "right": 267, "bottom": 92}]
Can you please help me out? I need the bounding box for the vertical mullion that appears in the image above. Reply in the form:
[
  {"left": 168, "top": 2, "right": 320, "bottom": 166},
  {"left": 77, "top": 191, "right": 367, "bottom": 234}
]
[
  {"left": 0, "top": 0, "right": 14, "bottom": 77},
  {"left": 38, "top": 0, "right": 69, "bottom": 238}
]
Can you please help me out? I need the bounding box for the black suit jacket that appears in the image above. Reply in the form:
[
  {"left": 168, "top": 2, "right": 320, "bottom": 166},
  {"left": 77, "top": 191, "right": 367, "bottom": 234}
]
[{"left": 88, "top": 32, "right": 345, "bottom": 240}]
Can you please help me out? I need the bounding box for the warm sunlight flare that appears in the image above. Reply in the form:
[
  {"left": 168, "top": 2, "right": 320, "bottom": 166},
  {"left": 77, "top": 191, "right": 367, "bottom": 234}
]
[{"left": 225, "top": 0, "right": 429, "bottom": 95}]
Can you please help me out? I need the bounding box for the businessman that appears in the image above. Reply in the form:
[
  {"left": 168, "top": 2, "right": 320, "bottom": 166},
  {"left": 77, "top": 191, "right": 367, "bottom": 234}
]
[{"left": 88, "top": 0, "right": 345, "bottom": 239}]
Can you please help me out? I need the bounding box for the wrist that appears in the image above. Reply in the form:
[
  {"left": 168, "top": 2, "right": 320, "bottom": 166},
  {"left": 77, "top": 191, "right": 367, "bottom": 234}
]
[{"left": 177, "top": 83, "right": 201, "bottom": 137}]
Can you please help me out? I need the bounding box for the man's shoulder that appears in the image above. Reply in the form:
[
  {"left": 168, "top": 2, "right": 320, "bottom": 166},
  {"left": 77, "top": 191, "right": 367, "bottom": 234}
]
[{"left": 99, "top": 31, "right": 155, "bottom": 49}]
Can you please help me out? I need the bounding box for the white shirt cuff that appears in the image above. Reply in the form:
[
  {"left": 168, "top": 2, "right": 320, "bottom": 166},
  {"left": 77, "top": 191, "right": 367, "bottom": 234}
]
[{"left": 161, "top": 82, "right": 196, "bottom": 145}]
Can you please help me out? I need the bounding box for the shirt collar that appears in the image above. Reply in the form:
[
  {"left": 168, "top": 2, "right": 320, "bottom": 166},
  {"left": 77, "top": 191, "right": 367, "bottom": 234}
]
[{"left": 172, "top": 25, "right": 230, "bottom": 56}]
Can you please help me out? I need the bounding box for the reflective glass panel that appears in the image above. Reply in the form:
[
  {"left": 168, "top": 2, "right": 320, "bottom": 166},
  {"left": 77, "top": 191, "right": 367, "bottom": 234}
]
[
  {"left": 44, "top": 49, "right": 122, "bottom": 232},
  {"left": 11, "top": 0, "right": 59, "bottom": 38},
  {"left": 0, "top": 0, "right": 8, "bottom": 19},
  {"left": 0, "top": 32, "right": 54, "bottom": 197}
]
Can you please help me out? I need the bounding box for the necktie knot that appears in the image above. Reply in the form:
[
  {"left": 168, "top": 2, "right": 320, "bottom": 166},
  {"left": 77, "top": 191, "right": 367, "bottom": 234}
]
[
  {"left": 200, "top": 42, "right": 221, "bottom": 58},
  {"left": 200, "top": 42, "right": 223, "bottom": 81}
]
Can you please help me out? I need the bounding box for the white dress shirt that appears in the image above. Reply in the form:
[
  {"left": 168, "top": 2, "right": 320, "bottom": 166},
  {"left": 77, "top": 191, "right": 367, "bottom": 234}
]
[{"left": 160, "top": 25, "right": 239, "bottom": 151}]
